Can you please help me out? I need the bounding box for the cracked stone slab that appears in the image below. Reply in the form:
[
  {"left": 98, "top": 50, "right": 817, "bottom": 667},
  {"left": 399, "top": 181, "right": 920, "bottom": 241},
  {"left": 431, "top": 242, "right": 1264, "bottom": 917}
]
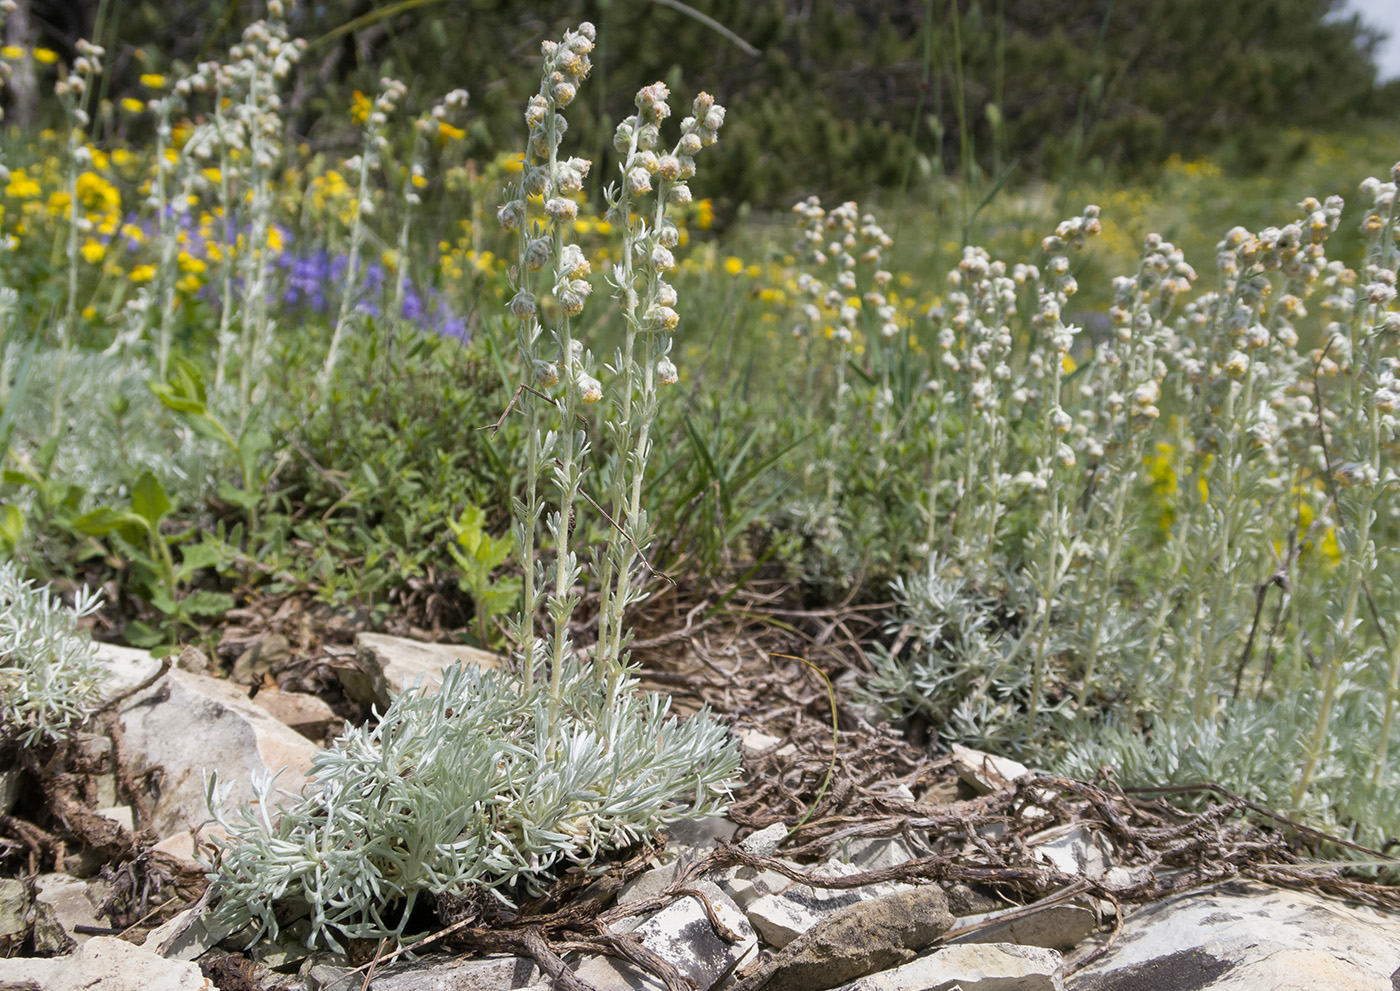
[
  {"left": 572, "top": 880, "right": 755, "bottom": 991},
  {"left": 118, "top": 668, "right": 319, "bottom": 838},
  {"left": 335, "top": 633, "right": 500, "bottom": 710},
  {"left": 746, "top": 859, "right": 913, "bottom": 949},
  {"left": 1067, "top": 883, "right": 1400, "bottom": 991},
  {"left": 950, "top": 902, "right": 1100, "bottom": 952},
  {"left": 834, "top": 942, "right": 1065, "bottom": 991},
  {"left": 737, "top": 885, "right": 954, "bottom": 991}
]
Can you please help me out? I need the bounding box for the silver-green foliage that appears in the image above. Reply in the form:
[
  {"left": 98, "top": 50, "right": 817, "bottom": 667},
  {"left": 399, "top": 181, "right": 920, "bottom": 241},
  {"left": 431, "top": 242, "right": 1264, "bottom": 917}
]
[
  {"left": 209, "top": 659, "right": 738, "bottom": 949},
  {"left": 0, "top": 562, "right": 105, "bottom": 747},
  {"left": 862, "top": 556, "right": 1065, "bottom": 754}
]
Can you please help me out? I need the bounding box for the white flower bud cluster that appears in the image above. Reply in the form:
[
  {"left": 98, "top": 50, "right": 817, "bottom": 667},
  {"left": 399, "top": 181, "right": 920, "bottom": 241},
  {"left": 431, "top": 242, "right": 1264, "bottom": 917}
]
[
  {"left": 500, "top": 24, "right": 597, "bottom": 339},
  {"left": 787, "top": 196, "right": 894, "bottom": 345}
]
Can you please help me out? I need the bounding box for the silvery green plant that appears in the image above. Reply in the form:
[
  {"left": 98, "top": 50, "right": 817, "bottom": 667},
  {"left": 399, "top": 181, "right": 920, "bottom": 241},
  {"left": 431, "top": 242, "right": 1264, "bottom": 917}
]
[
  {"left": 861, "top": 556, "right": 1049, "bottom": 753},
  {"left": 209, "top": 660, "right": 733, "bottom": 949},
  {"left": 209, "top": 23, "right": 738, "bottom": 950},
  {"left": 596, "top": 81, "right": 724, "bottom": 689},
  {"left": 0, "top": 562, "right": 105, "bottom": 748}
]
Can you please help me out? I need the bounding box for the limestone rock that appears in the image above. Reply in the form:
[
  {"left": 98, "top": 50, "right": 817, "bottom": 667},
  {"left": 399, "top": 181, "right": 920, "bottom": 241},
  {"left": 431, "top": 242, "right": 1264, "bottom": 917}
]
[
  {"left": 950, "top": 903, "right": 1099, "bottom": 952},
  {"left": 251, "top": 688, "right": 341, "bottom": 741},
  {"left": 0, "top": 935, "right": 211, "bottom": 991},
  {"left": 740, "top": 730, "right": 796, "bottom": 758},
  {"left": 0, "top": 879, "right": 26, "bottom": 956},
  {"left": 1068, "top": 884, "right": 1400, "bottom": 991},
  {"left": 740, "top": 885, "right": 954, "bottom": 991},
  {"left": 840, "top": 836, "right": 921, "bottom": 872},
  {"left": 741, "top": 823, "right": 789, "bottom": 858},
  {"left": 367, "top": 954, "right": 540, "bottom": 990},
  {"left": 951, "top": 745, "right": 1030, "bottom": 795},
  {"left": 33, "top": 874, "right": 105, "bottom": 949},
  {"left": 834, "top": 943, "right": 1065, "bottom": 991},
  {"left": 146, "top": 901, "right": 240, "bottom": 963},
  {"left": 335, "top": 633, "right": 500, "bottom": 710},
  {"left": 91, "top": 642, "right": 165, "bottom": 701},
  {"left": 746, "top": 860, "right": 912, "bottom": 949},
  {"left": 572, "top": 880, "right": 756, "bottom": 991},
  {"left": 118, "top": 668, "right": 320, "bottom": 838},
  {"left": 1027, "top": 824, "right": 1114, "bottom": 879}
]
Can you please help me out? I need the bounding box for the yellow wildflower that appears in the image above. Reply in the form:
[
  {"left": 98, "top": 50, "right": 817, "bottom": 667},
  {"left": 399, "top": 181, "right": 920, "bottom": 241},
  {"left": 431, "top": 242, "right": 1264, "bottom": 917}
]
[
  {"left": 120, "top": 97, "right": 144, "bottom": 113},
  {"left": 33, "top": 48, "right": 58, "bottom": 65},
  {"left": 4, "top": 170, "right": 40, "bottom": 199},
  {"left": 130, "top": 265, "right": 155, "bottom": 283},
  {"left": 79, "top": 238, "right": 104, "bottom": 264},
  {"left": 139, "top": 73, "right": 166, "bottom": 88},
  {"left": 0, "top": 46, "right": 20, "bottom": 60},
  {"left": 437, "top": 121, "right": 465, "bottom": 142},
  {"left": 723, "top": 256, "right": 744, "bottom": 276},
  {"left": 694, "top": 197, "right": 714, "bottom": 230},
  {"left": 177, "top": 251, "right": 206, "bottom": 273},
  {"left": 350, "top": 90, "right": 370, "bottom": 125}
]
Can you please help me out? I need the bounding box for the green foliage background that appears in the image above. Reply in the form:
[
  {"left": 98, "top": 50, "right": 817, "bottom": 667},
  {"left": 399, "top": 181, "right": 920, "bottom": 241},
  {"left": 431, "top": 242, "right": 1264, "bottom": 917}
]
[{"left": 33, "top": 0, "right": 1399, "bottom": 210}]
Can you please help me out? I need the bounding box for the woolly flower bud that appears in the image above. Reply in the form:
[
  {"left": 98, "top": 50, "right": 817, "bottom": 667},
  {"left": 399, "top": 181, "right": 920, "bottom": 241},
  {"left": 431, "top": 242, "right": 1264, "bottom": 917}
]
[
  {"left": 553, "top": 80, "right": 577, "bottom": 106},
  {"left": 545, "top": 197, "right": 578, "bottom": 222},
  {"left": 636, "top": 81, "right": 671, "bottom": 121},
  {"left": 679, "top": 133, "right": 702, "bottom": 156},
  {"left": 647, "top": 304, "right": 680, "bottom": 331},
  {"left": 613, "top": 118, "right": 636, "bottom": 153},
  {"left": 657, "top": 282, "right": 678, "bottom": 307},
  {"left": 657, "top": 356, "right": 679, "bottom": 385},
  {"left": 657, "top": 223, "right": 680, "bottom": 248},
  {"left": 525, "top": 95, "right": 548, "bottom": 129},
  {"left": 535, "top": 360, "right": 559, "bottom": 387},
  {"left": 524, "top": 236, "right": 552, "bottom": 272},
  {"left": 1051, "top": 408, "right": 1073, "bottom": 434},
  {"left": 557, "top": 278, "right": 592, "bottom": 316},
  {"left": 670, "top": 183, "right": 692, "bottom": 207},
  {"left": 497, "top": 199, "right": 525, "bottom": 232},
  {"left": 577, "top": 370, "right": 603, "bottom": 404},
  {"left": 559, "top": 243, "right": 590, "bottom": 279},
  {"left": 626, "top": 167, "right": 652, "bottom": 196},
  {"left": 1057, "top": 443, "right": 1077, "bottom": 469},
  {"left": 650, "top": 245, "right": 676, "bottom": 272},
  {"left": 509, "top": 289, "right": 537, "bottom": 319},
  {"left": 1376, "top": 389, "right": 1398, "bottom": 414},
  {"left": 656, "top": 155, "right": 681, "bottom": 182},
  {"left": 1224, "top": 350, "right": 1250, "bottom": 377},
  {"left": 881, "top": 322, "right": 899, "bottom": 339}
]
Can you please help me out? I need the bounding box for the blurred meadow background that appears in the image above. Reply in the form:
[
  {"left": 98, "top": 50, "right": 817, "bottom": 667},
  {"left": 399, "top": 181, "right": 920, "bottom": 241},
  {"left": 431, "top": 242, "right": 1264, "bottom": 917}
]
[{"left": 5, "top": 0, "right": 1400, "bottom": 886}]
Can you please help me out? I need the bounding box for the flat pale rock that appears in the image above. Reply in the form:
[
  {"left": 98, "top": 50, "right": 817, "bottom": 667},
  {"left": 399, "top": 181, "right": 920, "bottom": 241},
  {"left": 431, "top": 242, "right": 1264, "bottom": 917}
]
[
  {"left": 741, "top": 885, "right": 954, "bottom": 991},
  {"left": 119, "top": 668, "right": 319, "bottom": 838},
  {"left": 34, "top": 874, "right": 105, "bottom": 947},
  {"left": 573, "top": 880, "right": 756, "bottom": 991},
  {"left": 835, "top": 942, "right": 1065, "bottom": 991},
  {"left": 251, "top": 688, "right": 341, "bottom": 740},
  {"left": 367, "top": 954, "right": 540, "bottom": 990},
  {"left": 1068, "top": 884, "right": 1400, "bottom": 991},
  {"left": 1027, "top": 824, "right": 1114, "bottom": 879},
  {"left": 747, "top": 860, "right": 913, "bottom": 949},
  {"left": 951, "top": 745, "right": 1030, "bottom": 795},
  {"left": 335, "top": 633, "right": 500, "bottom": 710},
  {"left": 0, "top": 935, "right": 212, "bottom": 991},
  {"left": 91, "top": 643, "right": 164, "bottom": 701},
  {"left": 950, "top": 903, "right": 1099, "bottom": 952}
]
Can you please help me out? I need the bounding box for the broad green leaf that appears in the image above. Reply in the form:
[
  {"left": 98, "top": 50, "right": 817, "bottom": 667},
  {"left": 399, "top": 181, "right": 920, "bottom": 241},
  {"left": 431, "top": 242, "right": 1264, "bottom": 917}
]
[{"left": 131, "top": 471, "right": 171, "bottom": 530}]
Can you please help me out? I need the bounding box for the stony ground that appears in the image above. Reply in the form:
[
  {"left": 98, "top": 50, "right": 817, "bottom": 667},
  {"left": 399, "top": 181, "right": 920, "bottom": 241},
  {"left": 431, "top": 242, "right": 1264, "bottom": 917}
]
[{"left": 4, "top": 592, "right": 1400, "bottom": 990}]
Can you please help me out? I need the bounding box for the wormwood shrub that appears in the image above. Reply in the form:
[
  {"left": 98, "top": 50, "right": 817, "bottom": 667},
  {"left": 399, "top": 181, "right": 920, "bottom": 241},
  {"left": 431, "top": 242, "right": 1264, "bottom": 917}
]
[
  {"left": 792, "top": 165, "right": 1400, "bottom": 846},
  {"left": 0, "top": 562, "right": 104, "bottom": 749},
  {"left": 208, "top": 23, "right": 739, "bottom": 949}
]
